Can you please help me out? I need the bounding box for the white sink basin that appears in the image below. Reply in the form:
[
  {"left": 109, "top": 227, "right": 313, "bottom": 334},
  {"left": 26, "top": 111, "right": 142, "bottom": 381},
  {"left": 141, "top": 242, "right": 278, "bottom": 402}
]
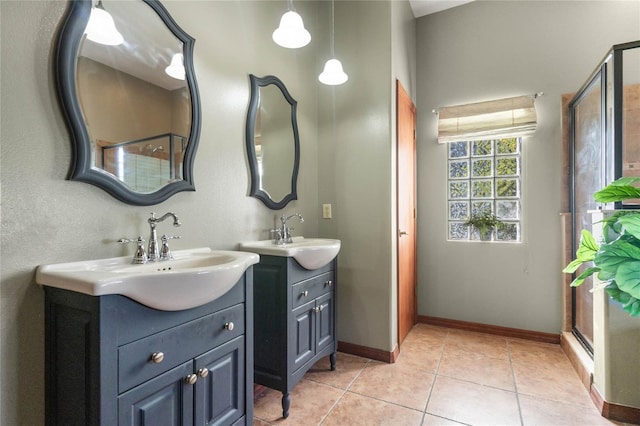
[
  {"left": 36, "top": 248, "right": 259, "bottom": 311},
  {"left": 238, "top": 237, "right": 340, "bottom": 270}
]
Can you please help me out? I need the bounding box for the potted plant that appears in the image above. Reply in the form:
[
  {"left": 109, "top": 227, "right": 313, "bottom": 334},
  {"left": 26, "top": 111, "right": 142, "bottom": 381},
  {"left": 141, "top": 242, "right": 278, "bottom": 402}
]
[
  {"left": 563, "top": 177, "right": 640, "bottom": 317},
  {"left": 464, "top": 211, "right": 505, "bottom": 241}
]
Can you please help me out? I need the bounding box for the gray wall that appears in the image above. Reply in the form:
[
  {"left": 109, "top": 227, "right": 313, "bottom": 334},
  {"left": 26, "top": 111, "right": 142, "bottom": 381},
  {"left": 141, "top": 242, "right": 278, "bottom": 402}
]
[
  {"left": 0, "top": 0, "right": 414, "bottom": 423},
  {"left": 416, "top": 0, "right": 640, "bottom": 333}
]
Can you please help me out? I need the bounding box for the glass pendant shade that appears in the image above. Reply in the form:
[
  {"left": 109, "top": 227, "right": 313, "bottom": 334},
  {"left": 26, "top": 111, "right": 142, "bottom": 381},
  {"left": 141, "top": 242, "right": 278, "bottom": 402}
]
[
  {"left": 85, "top": 3, "right": 124, "bottom": 46},
  {"left": 165, "top": 53, "right": 185, "bottom": 80},
  {"left": 319, "top": 58, "right": 348, "bottom": 85},
  {"left": 272, "top": 11, "right": 311, "bottom": 49}
]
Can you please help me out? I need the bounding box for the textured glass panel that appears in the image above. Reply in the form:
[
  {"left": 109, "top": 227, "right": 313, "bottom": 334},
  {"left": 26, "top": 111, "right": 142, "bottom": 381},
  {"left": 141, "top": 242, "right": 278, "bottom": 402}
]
[
  {"left": 449, "top": 160, "right": 469, "bottom": 179},
  {"left": 449, "top": 201, "right": 469, "bottom": 220},
  {"left": 469, "top": 227, "right": 493, "bottom": 241},
  {"left": 449, "top": 222, "right": 469, "bottom": 240},
  {"left": 449, "top": 181, "right": 469, "bottom": 199},
  {"left": 496, "top": 156, "right": 519, "bottom": 176},
  {"left": 471, "top": 179, "right": 493, "bottom": 198},
  {"left": 496, "top": 178, "right": 519, "bottom": 197},
  {"left": 471, "top": 201, "right": 493, "bottom": 216},
  {"left": 449, "top": 141, "right": 469, "bottom": 159},
  {"left": 472, "top": 140, "right": 493, "bottom": 156},
  {"left": 496, "top": 138, "right": 520, "bottom": 155},
  {"left": 496, "top": 200, "right": 519, "bottom": 219},
  {"left": 496, "top": 222, "right": 519, "bottom": 241},
  {"left": 471, "top": 158, "right": 493, "bottom": 177}
]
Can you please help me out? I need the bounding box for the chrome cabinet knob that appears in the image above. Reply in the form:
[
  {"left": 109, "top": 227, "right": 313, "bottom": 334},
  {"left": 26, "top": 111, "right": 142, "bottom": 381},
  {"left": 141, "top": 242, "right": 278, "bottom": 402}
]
[
  {"left": 197, "top": 368, "right": 209, "bottom": 378},
  {"left": 325, "top": 280, "right": 333, "bottom": 287},
  {"left": 150, "top": 352, "right": 164, "bottom": 363},
  {"left": 313, "top": 305, "right": 325, "bottom": 313},
  {"left": 224, "top": 322, "right": 234, "bottom": 331},
  {"left": 185, "top": 374, "right": 198, "bottom": 385},
  {"left": 302, "top": 290, "right": 309, "bottom": 297}
]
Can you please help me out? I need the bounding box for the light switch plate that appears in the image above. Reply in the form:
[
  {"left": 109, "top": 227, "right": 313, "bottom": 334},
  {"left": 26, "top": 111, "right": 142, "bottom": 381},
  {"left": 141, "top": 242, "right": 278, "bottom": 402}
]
[{"left": 322, "top": 204, "right": 332, "bottom": 219}]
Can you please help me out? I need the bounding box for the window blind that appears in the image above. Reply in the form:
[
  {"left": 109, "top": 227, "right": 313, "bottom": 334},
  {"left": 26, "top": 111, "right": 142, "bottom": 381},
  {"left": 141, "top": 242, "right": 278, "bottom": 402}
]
[{"left": 437, "top": 95, "right": 537, "bottom": 144}]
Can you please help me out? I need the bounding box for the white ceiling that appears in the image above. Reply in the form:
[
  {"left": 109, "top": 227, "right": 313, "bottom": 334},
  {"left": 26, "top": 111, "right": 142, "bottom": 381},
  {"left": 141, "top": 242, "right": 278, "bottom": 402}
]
[{"left": 409, "top": 0, "right": 475, "bottom": 17}]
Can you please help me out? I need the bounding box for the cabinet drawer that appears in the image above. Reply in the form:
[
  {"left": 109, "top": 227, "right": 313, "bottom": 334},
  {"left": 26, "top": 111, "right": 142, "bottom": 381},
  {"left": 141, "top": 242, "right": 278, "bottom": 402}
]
[
  {"left": 118, "top": 303, "right": 244, "bottom": 393},
  {"left": 291, "top": 272, "right": 334, "bottom": 309}
]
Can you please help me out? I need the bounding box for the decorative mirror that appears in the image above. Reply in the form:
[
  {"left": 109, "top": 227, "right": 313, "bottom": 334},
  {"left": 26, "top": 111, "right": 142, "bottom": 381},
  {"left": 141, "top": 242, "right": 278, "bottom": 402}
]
[
  {"left": 55, "top": 0, "right": 200, "bottom": 205},
  {"left": 245, "top": 75, "right": 300, "bottom": 210}
]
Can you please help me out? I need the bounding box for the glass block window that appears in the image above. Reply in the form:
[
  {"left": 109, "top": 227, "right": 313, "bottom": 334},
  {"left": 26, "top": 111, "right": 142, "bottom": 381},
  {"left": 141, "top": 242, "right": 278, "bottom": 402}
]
[{"left": 447, "top": 138, "right": 521, "bottom": 242}]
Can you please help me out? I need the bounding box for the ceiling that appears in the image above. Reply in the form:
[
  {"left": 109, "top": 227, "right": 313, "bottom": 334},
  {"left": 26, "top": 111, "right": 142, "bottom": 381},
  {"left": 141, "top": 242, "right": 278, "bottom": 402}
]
[{"left": 409, "top": 0, "right": 475, "bottom": 17}]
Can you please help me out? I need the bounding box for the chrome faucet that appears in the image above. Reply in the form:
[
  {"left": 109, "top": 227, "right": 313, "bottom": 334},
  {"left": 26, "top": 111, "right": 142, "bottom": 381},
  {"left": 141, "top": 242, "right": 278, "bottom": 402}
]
[
  {"left": 273, "top": 213, "right": 304, "bottom": 245},
  {"left": 147, "top": 212, "right": 181, "bottom": 261}
]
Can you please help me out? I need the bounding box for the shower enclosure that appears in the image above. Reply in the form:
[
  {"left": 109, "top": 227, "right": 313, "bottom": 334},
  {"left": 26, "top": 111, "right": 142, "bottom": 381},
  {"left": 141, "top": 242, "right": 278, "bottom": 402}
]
[{"left": 568, "top": 41, "right": 640, "bottom": 354}]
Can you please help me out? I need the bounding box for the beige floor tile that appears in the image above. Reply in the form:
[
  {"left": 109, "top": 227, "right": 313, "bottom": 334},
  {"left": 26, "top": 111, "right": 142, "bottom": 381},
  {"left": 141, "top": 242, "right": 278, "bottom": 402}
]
[
  {"left": 395, "top": 339, "right": 443, "bottom": 373},
  {"left": 253, "top": 379, "right": 343, "bottom": 424},
  {"left": 519, "top": 394, "right": 621, "bottom": 425},
  {"left": 421, "top": 414, "right": 467, "bottom": 426},
  {"left": 438, "top": 347, "right": 515, "bottom": 391},
  {"left": 322, "top": 391, "right": 424, "bottom": 426},
  {"left": 403, "top": 324, "right": 450, "bottom": 346},
  {"left": 426, "top": 376, "right": 521, "bottom": 426},
  {"left": 444, "top": 329, "right": 509, "bottom": 359},
  {"left": 512, "top": 360, "right": 593, "bottom": 407},
  {"left": 252, "top": 418, "right": 272, "bottom": 426},
  {"left": 349, "top": 361, "right": 435, "bottom": 410},
  {"left": 508, "top": 338, "right": 573, "bottom": 366},
  {"left": 304, "top": 352, "right": 369, "bottom": 390}
]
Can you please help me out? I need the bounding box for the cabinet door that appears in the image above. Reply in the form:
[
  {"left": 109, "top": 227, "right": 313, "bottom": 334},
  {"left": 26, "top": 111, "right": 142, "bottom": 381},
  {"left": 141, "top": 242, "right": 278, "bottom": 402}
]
[
  {"left": 194, "top": 336, "right": 245, "bottom": 426},
  {"left": 315, "top": 292, "right": 334, "bottom": 353},
  {"left": 118, "top": 361, "right": 194, "bottom": 426},
  {"left": 290, "top": 299, "right": 315, "bottom": 372}
]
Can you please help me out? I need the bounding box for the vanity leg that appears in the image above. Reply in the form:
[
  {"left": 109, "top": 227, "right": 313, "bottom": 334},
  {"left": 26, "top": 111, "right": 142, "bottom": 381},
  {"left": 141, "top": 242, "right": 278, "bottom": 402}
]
[
  {"left": 282, "top": 392, "right": 290, "bottom": 418},
  {"left": 330, "top": 352, "right": 337, "bottom": 371}
]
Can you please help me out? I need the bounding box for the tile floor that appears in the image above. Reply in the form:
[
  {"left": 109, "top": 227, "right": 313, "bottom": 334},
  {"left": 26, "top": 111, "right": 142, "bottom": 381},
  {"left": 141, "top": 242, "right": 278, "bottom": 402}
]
[{"left": 253, "top": 324, "right": 633, "bottom": 426}]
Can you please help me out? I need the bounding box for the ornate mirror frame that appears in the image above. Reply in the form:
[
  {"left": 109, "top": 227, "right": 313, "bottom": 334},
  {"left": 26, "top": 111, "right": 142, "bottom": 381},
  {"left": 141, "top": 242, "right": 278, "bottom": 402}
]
[
  {"left": 245, "top": 74, "right": 300, "bottom": 210},
  {"left": 55, "top": 0, "right": 201, "bottom": 205}
]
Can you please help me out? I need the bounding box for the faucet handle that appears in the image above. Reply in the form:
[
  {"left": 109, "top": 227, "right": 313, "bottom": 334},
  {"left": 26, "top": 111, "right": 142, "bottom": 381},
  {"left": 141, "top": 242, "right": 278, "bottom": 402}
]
[
  {"left": 118, "top": 236, "right": 148, "bottom": 264},
  {"left": 160, "top": 235, "right": 181, "bottom": 260}
]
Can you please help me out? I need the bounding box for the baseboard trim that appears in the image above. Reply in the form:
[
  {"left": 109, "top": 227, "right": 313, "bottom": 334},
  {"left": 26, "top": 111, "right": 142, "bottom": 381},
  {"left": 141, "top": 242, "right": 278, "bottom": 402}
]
[
  {"left": 337, "top": 341, "right": 396, "bottom": 363},
  {"left": 590, "top": 384, "right": 640, "bottom": 424},
  {"left": 418, "top": 316, "right": 560, "bottom": 344},
  {"left": 560, "top": 331, "right": 593, "bottom": 391}
]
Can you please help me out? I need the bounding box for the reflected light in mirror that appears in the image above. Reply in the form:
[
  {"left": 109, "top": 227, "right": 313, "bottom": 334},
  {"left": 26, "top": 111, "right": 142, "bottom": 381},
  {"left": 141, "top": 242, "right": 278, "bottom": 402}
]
[
  {"left": 85, "top": 0, "right": 124, "bottom": 46},
  {"left": 165, "top": 53, "right": 185, "bottom": 80}
]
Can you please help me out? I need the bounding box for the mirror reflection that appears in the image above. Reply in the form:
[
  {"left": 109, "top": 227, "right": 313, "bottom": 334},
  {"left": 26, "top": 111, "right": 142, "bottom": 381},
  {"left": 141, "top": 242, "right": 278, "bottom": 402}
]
[
  {"left": 246, "top": 75, "right": 300, "bottom": 210},
  {"left": 56, "top": 0, "right": 200, "bottom": 205},
  {"left": 77, "top": 0, "right": 190, "bottom": 193}
]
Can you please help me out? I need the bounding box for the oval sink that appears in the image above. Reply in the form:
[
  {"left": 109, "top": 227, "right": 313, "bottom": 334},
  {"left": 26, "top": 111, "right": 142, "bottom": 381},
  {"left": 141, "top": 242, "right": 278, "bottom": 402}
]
[
  {"left": 36, "top": 248, "right": 259, "bottom": 311},
  {"left": 238, "top": 237, "right": 340, "bottom": 270}
]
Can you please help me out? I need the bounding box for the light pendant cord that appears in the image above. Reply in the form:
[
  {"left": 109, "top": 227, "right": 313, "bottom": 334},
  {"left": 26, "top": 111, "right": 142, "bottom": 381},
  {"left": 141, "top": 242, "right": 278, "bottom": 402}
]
[{"left": 330, "top": 0, "right": 335, "bottom": 57}]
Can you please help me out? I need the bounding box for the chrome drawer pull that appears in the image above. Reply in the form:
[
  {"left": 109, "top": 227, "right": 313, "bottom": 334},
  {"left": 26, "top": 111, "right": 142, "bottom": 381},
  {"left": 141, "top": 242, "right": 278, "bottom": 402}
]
[
  {"left": 185, "top": 374, "right": 198, "bottom": 385},
  {"left": 197, "top": 368, "right": 209, "bottom": 378},
  {"left": 150, "top": 352, "right": 164, "bottom": 364},
  {"left": 224, "top": 322, "right": 235, "bottom": 331}
]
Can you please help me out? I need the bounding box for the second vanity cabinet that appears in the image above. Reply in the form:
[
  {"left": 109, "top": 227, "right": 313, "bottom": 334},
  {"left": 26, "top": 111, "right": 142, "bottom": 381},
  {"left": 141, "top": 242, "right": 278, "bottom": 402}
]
[
  {"left": 253, "top": 256, "right": 337, "bottom": 418},
  {"left": 43, "top": 272, "right": 253, "bottom": 426}
]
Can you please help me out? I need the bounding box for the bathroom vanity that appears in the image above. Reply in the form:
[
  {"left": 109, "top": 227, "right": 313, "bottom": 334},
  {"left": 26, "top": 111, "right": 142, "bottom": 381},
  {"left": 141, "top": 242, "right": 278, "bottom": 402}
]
[
  {"left": 43, "top": 276, "right": 252, "bottom": 426},
  {"left": 252, "top": 256, "right": 337, "bottom": 418}
]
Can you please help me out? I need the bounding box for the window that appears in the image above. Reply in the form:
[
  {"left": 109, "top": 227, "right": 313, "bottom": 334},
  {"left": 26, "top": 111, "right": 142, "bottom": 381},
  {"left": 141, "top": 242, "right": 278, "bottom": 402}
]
[{"left": 447, "top": 137, "right": 521, "bottom": 242}]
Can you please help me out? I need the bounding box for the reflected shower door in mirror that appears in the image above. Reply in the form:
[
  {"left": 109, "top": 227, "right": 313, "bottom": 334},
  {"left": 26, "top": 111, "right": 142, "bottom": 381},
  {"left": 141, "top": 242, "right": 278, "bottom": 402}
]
[
  {"left": 246, "top": 75, "right": 300, "bottom": 210},
  {"left": 56, "top": 0, "right": 200, "bottom": 205}
]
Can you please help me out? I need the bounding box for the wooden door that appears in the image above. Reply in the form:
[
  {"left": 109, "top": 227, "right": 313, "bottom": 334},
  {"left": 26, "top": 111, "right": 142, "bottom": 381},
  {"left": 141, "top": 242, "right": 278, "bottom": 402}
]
[{"left": 397, "top": 80, "right": 417, "bottom": 346}]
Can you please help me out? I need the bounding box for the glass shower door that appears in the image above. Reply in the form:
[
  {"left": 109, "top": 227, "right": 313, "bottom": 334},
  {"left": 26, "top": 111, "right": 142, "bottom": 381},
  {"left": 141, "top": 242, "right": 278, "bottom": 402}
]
[{"left": 570, "top": 67, "right": 605, "bottom": 353}]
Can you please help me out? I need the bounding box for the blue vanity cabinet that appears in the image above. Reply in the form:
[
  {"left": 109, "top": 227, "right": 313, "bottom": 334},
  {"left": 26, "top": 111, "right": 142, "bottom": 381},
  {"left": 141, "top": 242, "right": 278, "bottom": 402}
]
[
  {"left": 253, "top": 256, "right": 337, "bottom": 418},
  {"left": 43, "top": 270, "right": 253, "bottom": 426}
]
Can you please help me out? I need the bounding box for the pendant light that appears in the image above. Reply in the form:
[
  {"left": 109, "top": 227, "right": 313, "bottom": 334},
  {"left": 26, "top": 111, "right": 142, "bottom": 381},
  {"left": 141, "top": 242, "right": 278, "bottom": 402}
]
[
  {"left": 165, "top": 53, "right": 185, "bottom": 80},
  {"left": 272, "top": 0, "right": 311, "bottom": 49},
  {"left": 85, "top": 0, "right": 124, "bottom": 46},
  {"left": 319, "top": 0, "right": 348, "bottom": 85}
]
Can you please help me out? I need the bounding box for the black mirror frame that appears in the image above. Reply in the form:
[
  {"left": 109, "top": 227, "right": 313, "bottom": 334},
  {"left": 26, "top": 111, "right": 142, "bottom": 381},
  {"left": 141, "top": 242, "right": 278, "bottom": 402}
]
[
  {"left": 245, "top": 74, "right": 300, "bottom": 210},
  {"left": 55, "top": 0, "right": 201, "bottom": 206}
]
